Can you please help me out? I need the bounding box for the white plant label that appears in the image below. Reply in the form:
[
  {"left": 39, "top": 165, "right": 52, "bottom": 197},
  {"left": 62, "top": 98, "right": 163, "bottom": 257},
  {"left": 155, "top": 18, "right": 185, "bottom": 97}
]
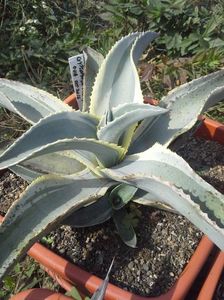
[{"left": 68, "top": 54, "right": 85, "bottom": 110}]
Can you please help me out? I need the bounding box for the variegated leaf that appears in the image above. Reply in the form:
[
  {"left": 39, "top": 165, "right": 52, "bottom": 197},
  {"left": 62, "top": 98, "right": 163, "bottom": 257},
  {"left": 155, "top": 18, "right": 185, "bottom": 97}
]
[
  {"left": 133, "top": 189, "right": 175, "bottom": 213},
  {"left": 82, "top": 47, "right": 104, "bottom": 112},
  {"left": 0, "top": 111, "right": 99, "bottom": 170},
  {"left": 0, "top": 79, "right": 72, "bottom": 124},
  {"left": 0, "top": 91, "right": 18, "bottom": 114},
  {"left": 129, "top": 69, "right": 224, "bottom": 154},
  {"left": 9, "top": 165, "right": 44, "bottom": 182},
  {"left": 0, "top": 138, "right": 124, "bottom": 171},
  {"left": 22, "top": 152, "right": 85, "bottom": 176},
  {"left": 10, "top": 151, "right": 86, "bottom": 182},
  {"left": 0, "top": 170, "right": 113, "bottom": 279},
  {"left": 102, "top": 144, "right": 224, "bottom": 250},
  {"left": 98, "top": 103, "right": 168, "bottom": 148},
  {"left": 90, "top": 31, "right": 158, "bottom": 117}
]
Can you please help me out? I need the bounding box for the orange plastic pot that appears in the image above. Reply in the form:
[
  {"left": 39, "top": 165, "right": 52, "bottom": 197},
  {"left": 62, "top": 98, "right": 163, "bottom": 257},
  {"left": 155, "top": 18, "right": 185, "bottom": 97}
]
[
  {"left": 10, "top": 235, "right": 215, "bottom": 300},
  {"left": 197, "top": 252, "right": 224, "bottom": 300},
  {"left": 63, "top": 93, "right": 79, "bottom": 110},
  {"left": 1, "top": 95, "right": 224, "bottom": 300},
  {"left": 9, "top": 288, "right": 72, "bottom": 300},
  {"left": 195, "top": 115, "right": 224, "bottom": 145},
  {"left": 0, "top": 215, "right": 216, "bottom": 300}
]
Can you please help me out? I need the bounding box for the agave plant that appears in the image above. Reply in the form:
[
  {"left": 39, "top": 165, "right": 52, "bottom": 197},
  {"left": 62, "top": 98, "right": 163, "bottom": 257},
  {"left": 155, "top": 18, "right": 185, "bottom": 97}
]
[{"left": 0, "top": 31, "right": 224, "bottom": 280}]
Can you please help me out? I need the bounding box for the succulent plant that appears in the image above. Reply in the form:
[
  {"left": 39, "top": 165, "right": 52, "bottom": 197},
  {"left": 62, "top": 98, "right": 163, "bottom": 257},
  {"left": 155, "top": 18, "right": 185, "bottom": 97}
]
[{"left": 0, "top": 31, "right": 224, "bottom": 280}]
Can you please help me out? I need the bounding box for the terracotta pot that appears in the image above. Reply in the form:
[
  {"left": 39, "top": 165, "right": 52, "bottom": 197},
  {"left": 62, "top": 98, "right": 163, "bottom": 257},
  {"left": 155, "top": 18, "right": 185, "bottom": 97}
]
[
  {"left": 63, "top": 93, "right": 79, "bottom": 110},
  {"left": 9, "top": 288, "right": 72, "bottom": 300},
  {"left": 1, "top": 95, "right": 224, "bottom": 300},
  {"left": 195, "top": 115, "right": 224, "bottom": 145},
  {"left": 0, "top": 218, "right": 216, "bottom": 300},
  {"left": 197, "top": 252, "right": 224, "bottom": 300},
  {"left": 10, "top": 235, "right": 216, "bottom": 300}
]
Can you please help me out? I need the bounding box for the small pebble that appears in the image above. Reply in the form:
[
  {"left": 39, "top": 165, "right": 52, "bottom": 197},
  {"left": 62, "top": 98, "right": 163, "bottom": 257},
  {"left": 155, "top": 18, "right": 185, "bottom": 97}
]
[
  {"left": 143, "top": 264, "right": 149, "bottom": 272},
  {"left": 128, "top": 262, "right": 134, "bottom": 270}
]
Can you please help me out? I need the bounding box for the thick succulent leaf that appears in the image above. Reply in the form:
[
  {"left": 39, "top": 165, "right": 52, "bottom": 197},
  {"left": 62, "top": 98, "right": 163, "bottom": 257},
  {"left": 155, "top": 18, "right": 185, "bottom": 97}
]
[
  {"left": 0, "top": 170, "right": 113, "bottom": 279},
  {"left": 109, "top": 183, "right": 138, "bottom": 210},
  {"left": 9, "top": 165, "right": 44, "bottom": 182},
  {"left": 72, "top": 150, "right": 100, "bottom": 173},
  {"left": 0, "top": 137, "right": 124, "bottom": 171},
  {"left": 0, "top": 79, "right": 71, "bottom": 112},
  {"left": 113, "top": 208, "right": 137, "bottom": 248},
  {"left": 130, "top": 69, "right": 224, "bottom": 154},
  {"left": 90, "top": 31, "right": 158, "bottom": 117},
  {"left": 0, "top": 79, "right": 71, "bottom": 124},
  {"left": 102, "top": 144, "right": 224, "bottom": 250},
  {"left": 0, "top": 89, "right": 50, "bottom": 124},
  {"left": 0, "top": 111, "right": 99, "bottom": 169},
  {"left": 0, "top": 91, "right": 18, "bottom": 114},
  {"left": 82, "top": 47, "right": 104, "bottom": 112},
  {"left": 133, "top": 189, "right": 175, "bottom": 213},
  {"left": 111, "top": 102, "right": 163, "bottom": 119},
  {"left": 90, "top": 32, "right": 139, "bottom": 117},
  {"left": 98, "top": 103, "right": 168, "bottom": 147},
  {"left": 22, "top": 152, "right": 85, "bottom": 175},
  {"left": 63, "top": 194, "right": 113, "bottom": 227},
  {"left": 11, "top": 151, "right": 86, "bottom": 181}
]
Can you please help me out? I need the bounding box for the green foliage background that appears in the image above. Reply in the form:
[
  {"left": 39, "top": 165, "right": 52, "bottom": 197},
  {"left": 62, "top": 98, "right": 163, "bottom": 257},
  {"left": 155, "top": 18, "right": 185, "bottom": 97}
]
[{"left": 1, "top": 0, "right": 224, "bottom": 98}]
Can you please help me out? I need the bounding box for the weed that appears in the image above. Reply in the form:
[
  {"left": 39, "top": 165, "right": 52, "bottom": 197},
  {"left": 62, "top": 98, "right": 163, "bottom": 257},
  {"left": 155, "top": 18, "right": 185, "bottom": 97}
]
[{"left": 0, "top": 256, "right": 60, "bottom": 299}]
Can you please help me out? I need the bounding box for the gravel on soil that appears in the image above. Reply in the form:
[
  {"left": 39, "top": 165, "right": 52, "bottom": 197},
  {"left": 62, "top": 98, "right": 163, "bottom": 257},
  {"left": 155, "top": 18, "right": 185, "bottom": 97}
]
[
  {"left": 0, "top": 171, "right": 28, "bottom": 215},
  {"left": 0, "top": 133, "right": 223, "bottom": 297},
  {"left": 170, "top": 132, "right": 224, "bottom": 194},
  {"left": 45, "top": 207, "right": 202, "bottom": 297}
]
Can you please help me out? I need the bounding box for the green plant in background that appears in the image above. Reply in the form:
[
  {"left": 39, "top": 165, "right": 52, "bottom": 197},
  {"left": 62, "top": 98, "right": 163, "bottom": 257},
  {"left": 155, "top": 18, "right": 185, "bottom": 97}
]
[
  {"left": 1, "top": 0, "right": 224, "bottom": 97},
  {"left": 205, "top": 101, "right": 224, "bottom": 123},
  {"left": 0, "top": 256, "right": 59, "bottom": 299},
  {"left": 0, "top": 31, "right": 224, "bottom": 282},
  {"left": 0, "top": 1, "right": 103, "bottom": 96},
  {"left": 99, "top": 0, "right": 224, "bottom": 56}
]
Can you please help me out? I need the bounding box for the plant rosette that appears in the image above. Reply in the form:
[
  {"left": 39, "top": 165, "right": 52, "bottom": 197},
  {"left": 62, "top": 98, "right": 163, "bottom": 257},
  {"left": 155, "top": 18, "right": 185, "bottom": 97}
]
[
  {"left": 1, "top": 115, "right": 223, "bottom": 300},
  {"left": 0, "top": 31, "right": 224, "bottom": 298}
]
